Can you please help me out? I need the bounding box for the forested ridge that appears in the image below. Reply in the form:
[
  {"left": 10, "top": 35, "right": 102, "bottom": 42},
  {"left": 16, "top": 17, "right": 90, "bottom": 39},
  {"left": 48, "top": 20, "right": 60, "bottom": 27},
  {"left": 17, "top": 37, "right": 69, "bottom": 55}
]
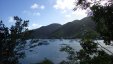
[{"left": 1, "top": 0, "right": 113, "bottom": 64}]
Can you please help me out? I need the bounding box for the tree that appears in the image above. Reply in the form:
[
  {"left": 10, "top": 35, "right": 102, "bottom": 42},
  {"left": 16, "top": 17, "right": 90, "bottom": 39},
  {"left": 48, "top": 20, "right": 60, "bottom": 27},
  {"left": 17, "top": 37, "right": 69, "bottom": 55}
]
[
  {"left": 76, "top": 31, "right": 113, "bottom": 64},
  {"left": 57, "top": 1, "right": 113, "bottom": 63},
  {"left": 74, "top": 0, "right": 113, "bottom": 45},
  {"left": 0, "top": 20, "right": 10, "bottom": 64},
  {"left": 70, "top": 0, "right": 113, "bottom": 64},
  {"left": 60, "top": 30, "right": 113, "bottom": 64},
  {"left": 0, "top": 16, "right": 29, "bottom": 64}
]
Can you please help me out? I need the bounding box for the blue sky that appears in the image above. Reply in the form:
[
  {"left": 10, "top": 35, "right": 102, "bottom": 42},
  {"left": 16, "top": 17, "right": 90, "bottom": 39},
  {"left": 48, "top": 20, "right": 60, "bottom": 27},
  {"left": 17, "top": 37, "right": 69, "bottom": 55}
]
[{"left": 0, "top": 0, "right": 87, "bottom": 29}]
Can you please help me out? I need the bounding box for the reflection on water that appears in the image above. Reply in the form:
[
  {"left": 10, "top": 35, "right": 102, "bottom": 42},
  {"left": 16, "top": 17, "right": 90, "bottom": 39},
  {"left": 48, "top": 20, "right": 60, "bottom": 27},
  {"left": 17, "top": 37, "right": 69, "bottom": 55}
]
[
  {"left": 14, "top": 39, "right": 113, "bottom": 64},
  {"left": 14, "top": 39, "right": 82, "bottom": 64},
  {"left": 36, "top": 58, "right": 54, "bottom": 64}
]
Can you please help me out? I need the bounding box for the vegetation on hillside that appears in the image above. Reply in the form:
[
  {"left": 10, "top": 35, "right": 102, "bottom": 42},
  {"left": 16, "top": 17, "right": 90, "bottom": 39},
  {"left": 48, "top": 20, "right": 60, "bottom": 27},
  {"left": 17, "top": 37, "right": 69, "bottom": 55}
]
[
  {"left": 1, "top": 0, "right": 113, "bottom": 64},
  {"left": 58, "top": 0, "right": 113, "bottom": 64},
  {"left": 29, "top": 17, "right": 97, "bottom": 39}
]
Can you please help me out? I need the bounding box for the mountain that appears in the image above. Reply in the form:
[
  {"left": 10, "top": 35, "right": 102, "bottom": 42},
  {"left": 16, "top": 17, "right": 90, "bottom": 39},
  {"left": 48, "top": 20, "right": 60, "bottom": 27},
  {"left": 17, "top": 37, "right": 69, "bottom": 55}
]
[
  {"left": 30, "top": 23, "right": 62, "bottom": 38},
  {"left": 28, "top": 17, "right": 96, "bottom": 39},
  {"left": 50, "top": 17, "right": 96, "bottom": 38}
]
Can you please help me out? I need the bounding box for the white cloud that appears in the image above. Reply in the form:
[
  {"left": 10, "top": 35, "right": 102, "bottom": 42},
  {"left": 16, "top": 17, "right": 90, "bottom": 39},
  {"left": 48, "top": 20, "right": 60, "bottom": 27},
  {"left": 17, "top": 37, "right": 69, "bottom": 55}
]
[
  {"left": 63, "top": 9, "right": 87, "bottom": 20},
  {"left": 65, "top": 14, "right": 71, "bottom": 18},
  {"left": 23, "top": 10, "right": 41, "bottom": 16},
  {"left": 33, "top": 12, "right": 41, "bottom": 16},
  {"left": 28, "top": 23, "right": 42, "bottom": 30},
  {"left": 53, "top": 0, "right": 75, "bottom": 10},
  {"left": 40, "top": 5, "right": 45, "bottom": 9},
  {"left": 61, "top": 10, "right": 67, "bottom": 13},
  {"left": 72, "top": 10, "right": 87, "bottom": 20},
  {"left": 31, "top": 3, "right": 45, "bottom": 10},
  {"left": 72, "top": 9, "right": 87, "bottom": 16},
  {"left": 53, "top": 0, "right": 87, "bottom": 20},
  {"left": 31, "top": 3, "right": 39, "bottom": 9},
  {"left": 8, "top": 16, "right": 15, "bottom": 22}
]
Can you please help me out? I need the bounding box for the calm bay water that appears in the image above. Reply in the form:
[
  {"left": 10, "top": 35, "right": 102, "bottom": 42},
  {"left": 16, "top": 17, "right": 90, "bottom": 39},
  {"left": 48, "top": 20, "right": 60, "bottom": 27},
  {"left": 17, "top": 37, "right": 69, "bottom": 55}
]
[{"left": 15, "top": 39, "right": 113, "bottom": 64}]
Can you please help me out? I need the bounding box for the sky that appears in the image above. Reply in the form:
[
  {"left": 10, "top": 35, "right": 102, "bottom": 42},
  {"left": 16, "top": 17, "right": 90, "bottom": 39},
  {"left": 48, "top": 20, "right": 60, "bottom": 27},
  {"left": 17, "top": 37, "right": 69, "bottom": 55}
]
[{"left": 0, "top": 0, "right": 87, "bottom": 30}]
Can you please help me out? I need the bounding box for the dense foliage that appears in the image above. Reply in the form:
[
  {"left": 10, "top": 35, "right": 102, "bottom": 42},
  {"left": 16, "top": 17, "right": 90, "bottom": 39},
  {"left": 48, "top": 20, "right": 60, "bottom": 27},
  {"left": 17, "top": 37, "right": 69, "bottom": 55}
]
[
  {"left": 57, "top": 0, "right": 113, "bottom": 64},
  {"left": 75, "top": 0, "right": 113, "bottom": 44},
  {"left": 69, "top": 0, "right": 113, "bottom": 64},
  {"left": 0, "top": 16, "right": 29, "bottom": 64}
]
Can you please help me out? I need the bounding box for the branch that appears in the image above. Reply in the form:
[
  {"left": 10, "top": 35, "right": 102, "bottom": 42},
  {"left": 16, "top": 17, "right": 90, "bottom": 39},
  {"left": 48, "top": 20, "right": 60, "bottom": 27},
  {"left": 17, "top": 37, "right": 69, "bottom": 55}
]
[{"left": 96, "top": 40, "right": 113, "bottom": 55}]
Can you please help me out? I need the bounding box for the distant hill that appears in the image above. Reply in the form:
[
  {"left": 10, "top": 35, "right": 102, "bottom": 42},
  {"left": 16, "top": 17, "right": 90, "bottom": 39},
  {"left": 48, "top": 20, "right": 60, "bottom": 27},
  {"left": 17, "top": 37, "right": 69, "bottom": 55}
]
[
  {"left": 50, "top": 17, "right": 96, "bottom": 38},
  {"left": 28, "top": 17, "right": 96, "bottom": 39},
  {"left": 30, "top": 23, "right": 62, "bottom": 38}
]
